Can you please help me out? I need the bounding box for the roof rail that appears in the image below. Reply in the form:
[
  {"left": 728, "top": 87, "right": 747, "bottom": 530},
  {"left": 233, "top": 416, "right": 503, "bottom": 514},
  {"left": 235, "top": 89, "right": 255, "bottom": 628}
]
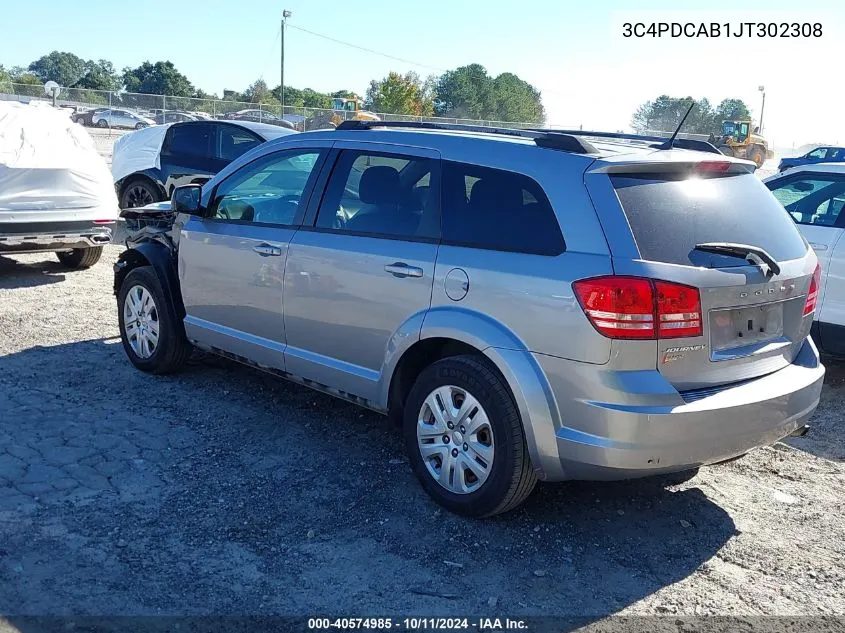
[
  {"left": 335, "top": 120, "right": 598, "bottom": 155},
  {"left": 531, "top": 129, "right": 723, "bottom": 155}
]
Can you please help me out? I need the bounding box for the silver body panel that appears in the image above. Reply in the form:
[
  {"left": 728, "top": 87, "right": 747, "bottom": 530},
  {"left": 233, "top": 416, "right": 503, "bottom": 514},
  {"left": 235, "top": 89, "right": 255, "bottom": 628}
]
[{"left": 171, "top": 128, "right": 824, "bottom": 482}]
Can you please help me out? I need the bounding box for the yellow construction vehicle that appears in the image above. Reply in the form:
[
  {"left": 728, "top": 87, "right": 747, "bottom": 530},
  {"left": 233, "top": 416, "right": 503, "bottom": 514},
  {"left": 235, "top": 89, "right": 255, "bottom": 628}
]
[
  {"left": 710, "top": 120, "right": 774, "bottom": 168},
  {"left": 306, "top": 97, "right": 379, "bottom": 130}
]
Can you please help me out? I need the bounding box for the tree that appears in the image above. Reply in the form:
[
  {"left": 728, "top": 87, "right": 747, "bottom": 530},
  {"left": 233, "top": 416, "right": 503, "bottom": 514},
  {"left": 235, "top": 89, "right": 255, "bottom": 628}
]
[
  {"left": 77, "top": 59, "right": 119, "bottom": 91},
  {"left": 434, "top": 63, "right": 493, "bottom": 119},
  {"left": 121, "top": 61, "right": 195, "bottom": 96},
  {"left": 241, "top": 78, "right": 277, "bottom": 104},
  {"left": 28, "top": 51, "right": 86, "bottom": 87},
  {"left": 365, "top": 71, "right": 434, "bottom": 116},
  {"left": 631, "top": 95, "right": 752, "bottom": 135},
  {"left": 492, "top": 72, "right": 544, "bottom": 123},
  {"left": 331, "top": 89, "right": 361, "bottom": 101}
]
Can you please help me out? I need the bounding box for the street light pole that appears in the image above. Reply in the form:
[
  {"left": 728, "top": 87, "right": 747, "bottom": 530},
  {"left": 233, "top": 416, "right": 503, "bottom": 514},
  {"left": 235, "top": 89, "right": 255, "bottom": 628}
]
[
  {"left": 758, "top": 85, "right": 766, "bottom": 134},
  {"left": 281, "top": 9, "right": 292, "bottom": 113}
]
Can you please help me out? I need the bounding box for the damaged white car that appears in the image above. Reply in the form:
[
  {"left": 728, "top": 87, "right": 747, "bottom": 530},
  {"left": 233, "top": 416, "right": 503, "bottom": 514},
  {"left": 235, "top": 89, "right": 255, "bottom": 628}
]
[{"left": 0, "top": 101, "right": 118, "bottom": 268}]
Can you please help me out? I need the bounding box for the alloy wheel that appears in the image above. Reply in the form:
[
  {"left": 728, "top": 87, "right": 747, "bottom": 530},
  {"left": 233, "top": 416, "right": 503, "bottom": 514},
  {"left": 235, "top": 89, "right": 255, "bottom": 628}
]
[{"left": 123, "top": 285, "right": 160, "bottom": 359}]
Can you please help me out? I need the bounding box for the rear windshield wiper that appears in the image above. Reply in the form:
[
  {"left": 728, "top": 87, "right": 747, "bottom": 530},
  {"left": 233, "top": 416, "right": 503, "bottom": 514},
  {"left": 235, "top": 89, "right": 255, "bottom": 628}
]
[{"left": 693, "top": 242, "right": 781, "bottom": 276}]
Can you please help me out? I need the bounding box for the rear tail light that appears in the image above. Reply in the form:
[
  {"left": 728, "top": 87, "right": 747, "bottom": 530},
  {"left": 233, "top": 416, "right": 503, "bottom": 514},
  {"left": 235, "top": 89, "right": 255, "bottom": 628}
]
[
  {"left": 93, "top": 219, "right": 116, "bottom": 225},
  {"left": 573, "top": 276, "right": 702, "bottom": 340},
  {"left": 803, "top": 263, "right": 822, "bottom": 316}
]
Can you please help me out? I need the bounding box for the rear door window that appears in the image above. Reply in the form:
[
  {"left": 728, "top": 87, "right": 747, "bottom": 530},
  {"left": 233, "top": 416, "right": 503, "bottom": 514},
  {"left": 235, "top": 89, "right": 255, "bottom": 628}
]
[
  {"left": 441, "top": 161, "right": 564, "bottom": 255},
  {"left": 611, "top": 172, "right": 807, "bottom": 266},
  {"left": 218, "top": 125, "right": 262, "bottom": 161},
  {"left": 167, "top": 124, "right": 213, "bottom": 158}
]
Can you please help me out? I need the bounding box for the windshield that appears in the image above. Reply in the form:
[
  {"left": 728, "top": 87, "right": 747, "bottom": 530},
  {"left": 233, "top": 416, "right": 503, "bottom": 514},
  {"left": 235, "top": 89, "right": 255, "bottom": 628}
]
[{"left": 611, "top": 172, "right": 808, "bottom": 267}]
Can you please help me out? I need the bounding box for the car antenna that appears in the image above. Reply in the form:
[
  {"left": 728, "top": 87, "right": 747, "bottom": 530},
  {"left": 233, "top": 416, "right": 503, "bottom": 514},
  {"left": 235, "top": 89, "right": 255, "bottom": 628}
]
[{"left": 657, "top": 101, "right": 695, "bottom": 150}]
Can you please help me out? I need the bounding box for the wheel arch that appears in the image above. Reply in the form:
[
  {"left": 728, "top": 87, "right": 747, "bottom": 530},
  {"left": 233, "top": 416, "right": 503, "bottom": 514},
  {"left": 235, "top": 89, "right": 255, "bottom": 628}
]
[
  {"left": 117, "top": 171, "right": 167, "bottom": 205},
  {"left": 383, "top": 306, "right": 563, "bottom": 481},
  {"left": 114, "top": 243, "right": 185, "bottom": 319}
]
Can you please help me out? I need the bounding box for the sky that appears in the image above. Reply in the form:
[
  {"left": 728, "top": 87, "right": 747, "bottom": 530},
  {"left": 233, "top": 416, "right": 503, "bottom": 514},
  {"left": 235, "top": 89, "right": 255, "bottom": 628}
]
[{"left": 1, "top": 0, "right": 841, "bottom": 148}]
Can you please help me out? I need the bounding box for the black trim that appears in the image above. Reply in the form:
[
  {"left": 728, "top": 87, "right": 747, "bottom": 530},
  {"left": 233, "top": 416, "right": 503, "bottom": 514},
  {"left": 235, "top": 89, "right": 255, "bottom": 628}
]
[
  {"left": 293, "top": 224, "right": 441, "bottom": 245},
  {"left": 0, "top": 220, "right": 112, "bottom": 234},
  {"left": 439, "top": 238, "right": 565, "bottom": 257},
  {"left": 815, "top": 320, "right": 845, "bottom": 356}
]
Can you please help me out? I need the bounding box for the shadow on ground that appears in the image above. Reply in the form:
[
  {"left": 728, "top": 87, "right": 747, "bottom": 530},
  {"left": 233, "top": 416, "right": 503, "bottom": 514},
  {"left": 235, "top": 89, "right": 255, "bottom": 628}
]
[
  {"left": 785, "top": 355, "right": 845, "bottom": 462},
  {"left": 0, "top": 339, "right": 737, "bottom": 619},
  {"left": 0, "top": 255, "right": 67, "bottom": 289}
]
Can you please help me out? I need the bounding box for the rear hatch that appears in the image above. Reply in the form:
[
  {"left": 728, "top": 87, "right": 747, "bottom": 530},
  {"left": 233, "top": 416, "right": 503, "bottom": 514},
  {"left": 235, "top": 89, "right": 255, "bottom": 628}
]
[{"left": 585, "top": 157, "right": 817, "bottom": 392}]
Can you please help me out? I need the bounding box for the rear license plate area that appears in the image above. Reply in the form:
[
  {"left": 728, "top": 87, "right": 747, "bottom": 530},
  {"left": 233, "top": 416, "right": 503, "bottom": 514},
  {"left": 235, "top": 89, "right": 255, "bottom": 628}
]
[{"left": 710, "top": 303, "right": 785, "bottom": 353}]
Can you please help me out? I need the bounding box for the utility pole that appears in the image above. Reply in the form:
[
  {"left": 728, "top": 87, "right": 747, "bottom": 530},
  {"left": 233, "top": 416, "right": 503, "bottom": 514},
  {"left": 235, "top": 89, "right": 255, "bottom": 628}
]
[
  {"left": 281, "top": 9, "right": 292, "bottom": 113},
  {"left": 758, "top": 85, "right": 766, "bottom": 134}
]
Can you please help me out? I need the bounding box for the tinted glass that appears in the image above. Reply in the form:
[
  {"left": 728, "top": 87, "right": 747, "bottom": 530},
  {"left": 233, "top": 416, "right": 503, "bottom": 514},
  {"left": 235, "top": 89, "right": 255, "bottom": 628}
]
[
  {"left": 218, "top": 126, "right": 261, "bottom": 161},
  {"left": 768, "top": 175, "right": 845, "bottom": 226},
  {"left": 612, "top": 173, "right": 807, "bottom": 266},
  {"left": 441, "top": 161, "right": 564, "bottom": 255},
  {"left": 211, "top": 151, "right": 321, "bottom": 225},
  {"left": 808, "top": 148, "right": 827, "bottom": 159},
  {"left": 316, "top": 150, "right": 437, "bottom": 239},
  {"left": 168, "top": 124, "right": 213, "bottom": 157}
]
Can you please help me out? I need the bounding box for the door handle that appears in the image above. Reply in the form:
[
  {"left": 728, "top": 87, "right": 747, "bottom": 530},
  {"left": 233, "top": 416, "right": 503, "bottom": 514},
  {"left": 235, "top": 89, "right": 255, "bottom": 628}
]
[
  {"left": 253, "top": 243, "right": 283, "bottom": 257},
  {"left": 809, "top": 242, "right": 829, "bottom": 252},
  {"left": 384, "top": 262, "right": 424, "bottom": 278}
]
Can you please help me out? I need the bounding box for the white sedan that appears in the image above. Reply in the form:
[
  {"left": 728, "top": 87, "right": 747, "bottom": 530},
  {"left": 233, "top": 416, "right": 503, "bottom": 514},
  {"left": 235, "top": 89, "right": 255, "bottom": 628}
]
[
  {"left": 764, "top": 163, "right": 845, "bottom": 355},
  {"left": 91, "top": 109, "right": 155, "bottom": 130}
]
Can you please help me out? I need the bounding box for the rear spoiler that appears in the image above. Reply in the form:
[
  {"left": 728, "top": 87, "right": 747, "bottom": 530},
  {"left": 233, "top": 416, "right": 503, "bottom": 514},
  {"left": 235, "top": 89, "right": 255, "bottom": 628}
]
[{"left": 587, "top": 158, "right": 757, "bottom": 176}]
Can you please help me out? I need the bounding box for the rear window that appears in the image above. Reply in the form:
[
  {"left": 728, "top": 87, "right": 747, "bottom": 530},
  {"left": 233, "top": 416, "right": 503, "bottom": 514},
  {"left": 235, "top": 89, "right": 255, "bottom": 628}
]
[
  {"left": 611, "top": 173, "right": 807, "bottom": 267},
  {"left": 167, "top": 124, "right": 212, "bottom": 157},
  {"left": 442, "top": 161, "right": 564, "bottom": 255}
]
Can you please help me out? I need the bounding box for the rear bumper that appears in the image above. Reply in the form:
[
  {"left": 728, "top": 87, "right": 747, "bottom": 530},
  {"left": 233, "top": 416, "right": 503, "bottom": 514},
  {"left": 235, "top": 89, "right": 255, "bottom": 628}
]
[
  {"left": 0, "top": 220, "right": 112, "bottom": 254},
  {"left": 529, "top": 337, "right": 824, "bottom": 481}
]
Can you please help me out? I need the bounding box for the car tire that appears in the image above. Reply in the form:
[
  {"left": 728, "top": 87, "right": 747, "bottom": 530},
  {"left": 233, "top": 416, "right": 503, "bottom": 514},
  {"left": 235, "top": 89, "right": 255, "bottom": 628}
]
[
  {"left": 403, "top": 354, "right": 537, "bottom": 517},
  {"left": 120, "top": 177, "right": 163, "bottom": 209},
  {"left": 135, "top": 122, "right": 146, "bottom": 130},
  {"left": 117, "top": 266, "right": 191, "bottom": 374},
  {"left": 97, "top": 119, "right": 107, "bottom": 128},
  {"left": 56, "top": 247, "right": 103, "bottom": 269}
]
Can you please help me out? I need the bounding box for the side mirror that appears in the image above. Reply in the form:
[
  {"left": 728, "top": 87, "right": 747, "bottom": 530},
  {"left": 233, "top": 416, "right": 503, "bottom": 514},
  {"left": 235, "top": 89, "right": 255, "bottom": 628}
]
[{"left": 171, "top": 185, "right": 203, "bottom": 215}]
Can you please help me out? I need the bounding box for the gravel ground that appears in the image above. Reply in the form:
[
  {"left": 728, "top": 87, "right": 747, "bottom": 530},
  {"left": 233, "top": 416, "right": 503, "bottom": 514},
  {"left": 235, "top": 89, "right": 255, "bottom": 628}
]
[{"left": 0, "top": 247, "right": 843, "bottom": 622}]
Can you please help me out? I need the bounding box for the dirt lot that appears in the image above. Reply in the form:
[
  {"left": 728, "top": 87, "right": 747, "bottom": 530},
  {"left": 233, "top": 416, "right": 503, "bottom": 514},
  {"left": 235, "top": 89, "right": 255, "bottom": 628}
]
[{"left": 0, "top": 247, "right": 844, "bottom": 622}]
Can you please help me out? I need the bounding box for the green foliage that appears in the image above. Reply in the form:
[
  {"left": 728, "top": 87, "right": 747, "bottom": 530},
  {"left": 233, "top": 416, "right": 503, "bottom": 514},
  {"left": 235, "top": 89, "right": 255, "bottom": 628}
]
[
  {"left": 77, "top": 59, "right": 120, "bottom": 91},
  {"left": 365, "top": 71, "right": 434, "bottom": 116},
  {"left": 28, "top": 51, "right": 86, "bottom": 87},
  {"left": 434, "top": 63, "right": 543, "bottom": 123},
  {"left": 331, "top": 89, "right": 361, "bottom": 100},
  {"left": 631, "top": 95, "right": 753, "bottom": 135},
  {"left": 122, "top": 61, "right": 195, "bottom": 97}
]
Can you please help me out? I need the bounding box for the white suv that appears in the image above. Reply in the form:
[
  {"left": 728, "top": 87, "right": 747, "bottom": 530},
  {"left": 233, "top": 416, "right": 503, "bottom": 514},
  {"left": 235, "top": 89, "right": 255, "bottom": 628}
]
[{"left": 765, "top": 163, "right": 845, "bottom": 355}]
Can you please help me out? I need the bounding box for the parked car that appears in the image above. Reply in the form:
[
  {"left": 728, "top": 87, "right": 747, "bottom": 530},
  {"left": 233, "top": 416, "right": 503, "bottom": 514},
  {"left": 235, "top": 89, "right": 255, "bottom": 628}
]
[
  {"left": 72, "top": 107, "right": 109, "bottom": 126},
  {"left": 154, "top": 111, "right": 197, "bottom": 125},
  {"left": 114, "top": 122, "right": 824, "bottom": 517},
  {"left": 112, "top": 120, "right": 297, "bottom": 209},
  {"left": 92, "top": 109, "right": 155, "bottom": 130},
  {"left": 0, "top": 102, "right": 117, "bottom": 268},
  {"left": 779, "top": 146, "right": 845, "bottom": 173},
  {"left": 224, "top": 109, "right": 296, "bottom": 129},
  {"left": 764, "top": 163, "right": 845, "bottom": 355}
]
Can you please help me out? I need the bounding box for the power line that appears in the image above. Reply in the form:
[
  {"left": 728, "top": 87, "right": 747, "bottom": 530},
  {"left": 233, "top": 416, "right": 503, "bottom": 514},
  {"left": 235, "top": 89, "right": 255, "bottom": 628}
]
[{"left": 286, "top": 24, "right": 446, "bottom": 73}]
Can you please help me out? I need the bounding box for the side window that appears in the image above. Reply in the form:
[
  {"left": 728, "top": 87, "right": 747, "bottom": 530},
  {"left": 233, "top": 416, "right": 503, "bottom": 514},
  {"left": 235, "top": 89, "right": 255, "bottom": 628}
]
[
  {"left": 210, "top": 150, "right": 322, "bottom": 225},
  {"left": 168, "top": 124, "right": 213, "bottom": 157},
  {"left": 315, "top": 150, "right": 437, "bottom": 239},
  {"left": 768, "top": 176, "right": 845, "bottom": 226},
  {"left": 808, "top": 148, "right": 827, "bottom": 159},
  {"left": 218, "top": 126, "right": 261, "bottom": 161},
  {"left": 441, "top": 161, "right": 564, "bottom": 255}
]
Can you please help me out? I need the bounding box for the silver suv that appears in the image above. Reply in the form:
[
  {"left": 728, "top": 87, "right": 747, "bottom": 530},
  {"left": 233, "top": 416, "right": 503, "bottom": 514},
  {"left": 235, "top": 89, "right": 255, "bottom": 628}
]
[{"left": 114, "top": 122, "right": 825, "bottom": 516}]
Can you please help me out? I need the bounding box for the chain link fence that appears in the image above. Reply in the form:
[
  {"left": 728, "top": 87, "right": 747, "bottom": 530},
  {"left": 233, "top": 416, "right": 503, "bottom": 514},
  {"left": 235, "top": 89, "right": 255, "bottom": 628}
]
[{"left": 0, "top": 82, "right": 553, "bottom": 133}]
